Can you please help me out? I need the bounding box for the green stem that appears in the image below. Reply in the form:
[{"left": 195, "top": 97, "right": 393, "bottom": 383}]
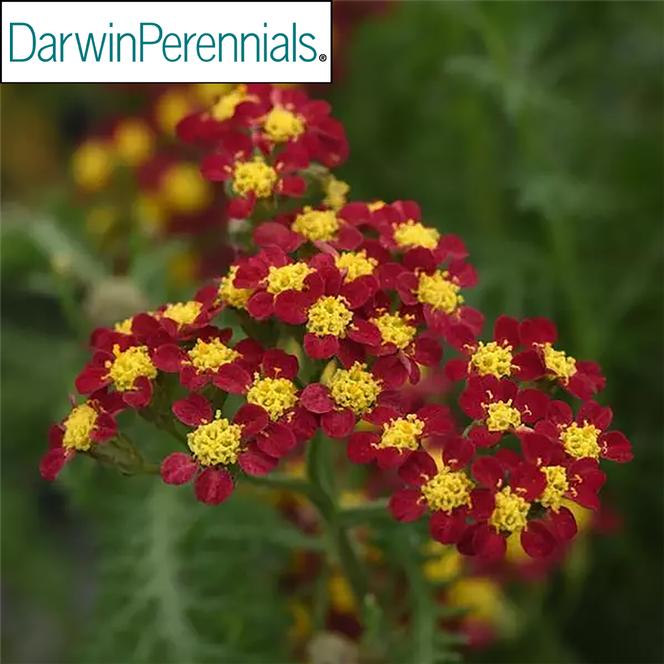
[{"left": 305, "top": 434, "right": 369, "bottom": 603}]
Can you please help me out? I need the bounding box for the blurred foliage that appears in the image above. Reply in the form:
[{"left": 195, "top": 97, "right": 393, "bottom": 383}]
[{"left": 2, "top": 2, "right": 663, "bottom": 663}]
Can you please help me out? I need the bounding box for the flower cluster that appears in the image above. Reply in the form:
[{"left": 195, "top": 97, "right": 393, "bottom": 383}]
[{"left": 43, "top": 82, "right": 632, "bottom": 565}]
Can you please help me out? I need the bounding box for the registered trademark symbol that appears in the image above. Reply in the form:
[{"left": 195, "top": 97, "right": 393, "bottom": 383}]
[{"left": 319, "top": 54, "right": 327, "bottom": 62}]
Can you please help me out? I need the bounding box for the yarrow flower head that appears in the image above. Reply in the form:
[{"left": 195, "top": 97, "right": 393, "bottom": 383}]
[{"left": 45, "top": 81, "right": 632, "bottom": 580}]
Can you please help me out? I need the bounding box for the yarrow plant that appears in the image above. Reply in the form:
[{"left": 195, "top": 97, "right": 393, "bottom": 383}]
[{"left": 43, "top": 83, "right": 633, "bottom": 656}]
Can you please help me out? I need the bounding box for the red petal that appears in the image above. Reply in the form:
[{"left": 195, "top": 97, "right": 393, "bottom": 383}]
[
  {"left": 474, "top": 525, "right": 507, "bottom": 560},
  {"left": 521, "top": 521, "right": 556, "bottom": 558},
  {"left": 389, "top": 488, "right": 426, "bottom": 522},
  {"left": 321, "top": 409, "right": 355, "bottom": 439},
  {"left": 233, "top": 404, "right": 269, "bottom": 437},
  {"left": 152, "top": 344, "right": 186, "bottom": 372},
  {"left": 75, "top": 366, "right": 108, "bottom": 395},
  {"left": 160, "top": 452, "right": 197, "bottom": 485},
  {"left": 194, "top": 468, "right": 234, "bottom": 505},
  {"left": 262, "top": 348, "right": 299, "bottom": 380},
  {"left": 494, "top": 315, "right": 520, "bottom": 347},
  {"left": 304, "top": 333, "right": 339, "bottom": 359},
  {"left": 472, "top": 457, "right": 504, "bottom": 489},
  {"left": 347, "top": 432, "right": 378, "bottom": 464},
  {"left": 172, "top": 393, "right": 212, "bottom": 426},
  {"left": 256, "top": 422, "right": 296, "bottom": 458},
  {"left": 213, "top": 363, "right": 252, "bottom": 393},
  {"left": 511, "top": 463, "right": 546, "bottom": 501},
  {"left": 123, "top": 377, "right": 153, "bottom": 409},
  {"left": 515, "top": 388, "right": 550, "bottom": 424},
  {"left": 40, "top": 447, "right": 68, "bottom": 481},
  {"left": 412, "top": 336, "right": 442, "bottom": 366},
  {"left": 520, "top": 317, "right": 557, "bottom": 346},
  {"left": 398, "top": 450, "right": 437, "bottom": 486},
  {"left": 238, "top": 444, "right": 278, "bottom": 476},
  {"left": 246, "top": 291, "right": 275, "bottom": 320},
  {"left": 417, "top": 404, "right": 452, "bottom": 435},
  {"left": 470, "top": 488, "right": 495, "bottom": 520},
  {"left": 550, "top": 506, "right": 577, "bottom": 541},
  {"left": 273, "top": 291, "right": 309, "bottom": 324},
  {"left": 429, "top": 510, "right": 467, "bottom": 544},
  {"left": 300, "top": 383, "right": 334, "bottom": 414},
  {"left": 442, "top": 437, "right": 474, "bottom": 470},
  {"left": 600, "top": 431, "right": 634, "bottom": 463},
  {"left": 520, "top": 432, "right": 555, "bottom": 466},
  {"left": 348, "top": 319, "right": 381, "bottom": 346}
]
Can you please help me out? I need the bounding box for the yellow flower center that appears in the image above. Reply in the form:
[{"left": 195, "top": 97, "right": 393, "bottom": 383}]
[
  {"left": 484, "top": 400, "right": 522, "bottom": 432},
  {"left": 162, "top": 301, "right": 203, "bottom": 326},
  {"left": 232, "top": 157, "right": 278, "bottom": 198},
  {"left": 211, "top": 86, "right": 250, "bottom": 121},
  {"left": 187, "top": 413, "right": 243, "bottom": 467},
  {"left": 71, "top": 140, "right": 112, "bottom": 191},
  {"left": 489, "top": 487, "right": 530, "bottom": 533},
  {"left": 218, "top": 266, "right": 253, "bottom": 309},
  {"left": 62, "top": 404, "right": 98, "bottom": 451},
  {"left": 161, "top": 163, "right": 212, "bottom": 214},
  {"left": 367, "top": 201, "right": 386, "bottom": 212},
  {"left": 266, "top": 263, "right": 313, "bottom": 295},
  {"left": 421, "top": 468, "right": 474, "bottom": 513},
  {"left": 540, "top": 466, "right": 569, "bottom": 512},
  {"left": 416, "top": 271, "right": 463, "bottom": 314},
  {"left": 323, "top": 176, "right": 350, "bottom": 210},
  {"left": 188, "top": 338, "right": 239, "bottom": 373},
  {"left": 393, "top": 220, "right": 440, "bottom": 250},
  {"left": 306, "top": 296, "right": 353, "bottom": 338},
  {"left": 105, "top": 345, "right": 157, "bottom": 392},
  {"left": 561, "top": 422, "right": 600, "bottom": 459},
  {"left": 335, "top": 250, "right": 377, "bottom": 282},
  {"left": 263, "top": 106, "right": 306, "bottom": 142},
  {"left": 470, "top": 341, "right": 513, "bottom": 378},
  {"left": 372, "top": 312, "right": 417, "bottom": 350},
  {"left": 542, "top": 343, "right": 577, "bottom": 381},
  {"left": 114, "top": 317, "right": 133, "bottom": 335},
  {"left": 246, "top": 376, "right": 299, "bottom": 421},
  {"left": 114, "top": 119, "right": 154, "bottom": 166},
  {"left": 379, "top": 414, "right": 425, "bottom": 451},
  {"left": 292, "top": 207, "right": 340, "bottom": 242},
  {"left": 328, "top": 362, "right": 382, "bottom": 416}
]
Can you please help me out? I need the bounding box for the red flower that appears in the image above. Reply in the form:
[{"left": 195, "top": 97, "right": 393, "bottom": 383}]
[
  {"left": 40, "top": 390, "right": 124, "bottom": 481},
  {"left": 445, "top": 315, "right": 520, "bottom": 382},
  {"left": 462, "top": 458, "right": 556, "bottom": 559},
  {"left": 176, "top": 84, "right": 264, "bottom": 145},
  {"left": 75, "top": 336, "right": 159, "bottom": 409},
  {"left": 299, "top": 362, "right": 394, "bottom": 439},
  {"left": 372, "top": 200, "right": 469, "bottom": 270},
  {"left": 459, "top": 375, "right": 549, "bottom": 447},
  {"left": 200, "top": 134, "right": 308, "bottom": 218},
  {"left": 213, "top": 347, "right": 316, "bottom": 446},
  {"left": 520, "top": 431, "right": 607, "bottom": 542},
  {"left": 299, "top": 263, "right": 383, "bottom": 362},
  {"left": 389, "top": 447, "right": 475, "bottom": 547},
  {"left": 152, "top": 327, "right": 263, "bottom": 391},
  {"left": 512, "top": 318, "right": 605, "bottom": 400},
  {"left": 253, "top": 205, "right": 363, "bottom": 254},
  {"left": 534, "top": 399, "right": 633, "bottom": 464},
  {"left": 396, "top": 261, "right": 483, "bottom": 344},
  {"left": 252, "top": 87, "right": 349, "bottom": 168},
  {"left": 234, "top": 247, "right": 323, "bottom": 323},
  {"left": 360, "top": 292, "right": 442, "bottom": 388},
  {"left": 347, "top": 403, "right": 453, "bottom": 469},
  {"left": 161, "top": 393, "right": 282, "bottom": 505}
]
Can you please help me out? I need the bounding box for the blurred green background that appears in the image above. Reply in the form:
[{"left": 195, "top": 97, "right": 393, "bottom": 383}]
[{"left": 2, "top": 2, "right": 662, "bottom": 663}]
